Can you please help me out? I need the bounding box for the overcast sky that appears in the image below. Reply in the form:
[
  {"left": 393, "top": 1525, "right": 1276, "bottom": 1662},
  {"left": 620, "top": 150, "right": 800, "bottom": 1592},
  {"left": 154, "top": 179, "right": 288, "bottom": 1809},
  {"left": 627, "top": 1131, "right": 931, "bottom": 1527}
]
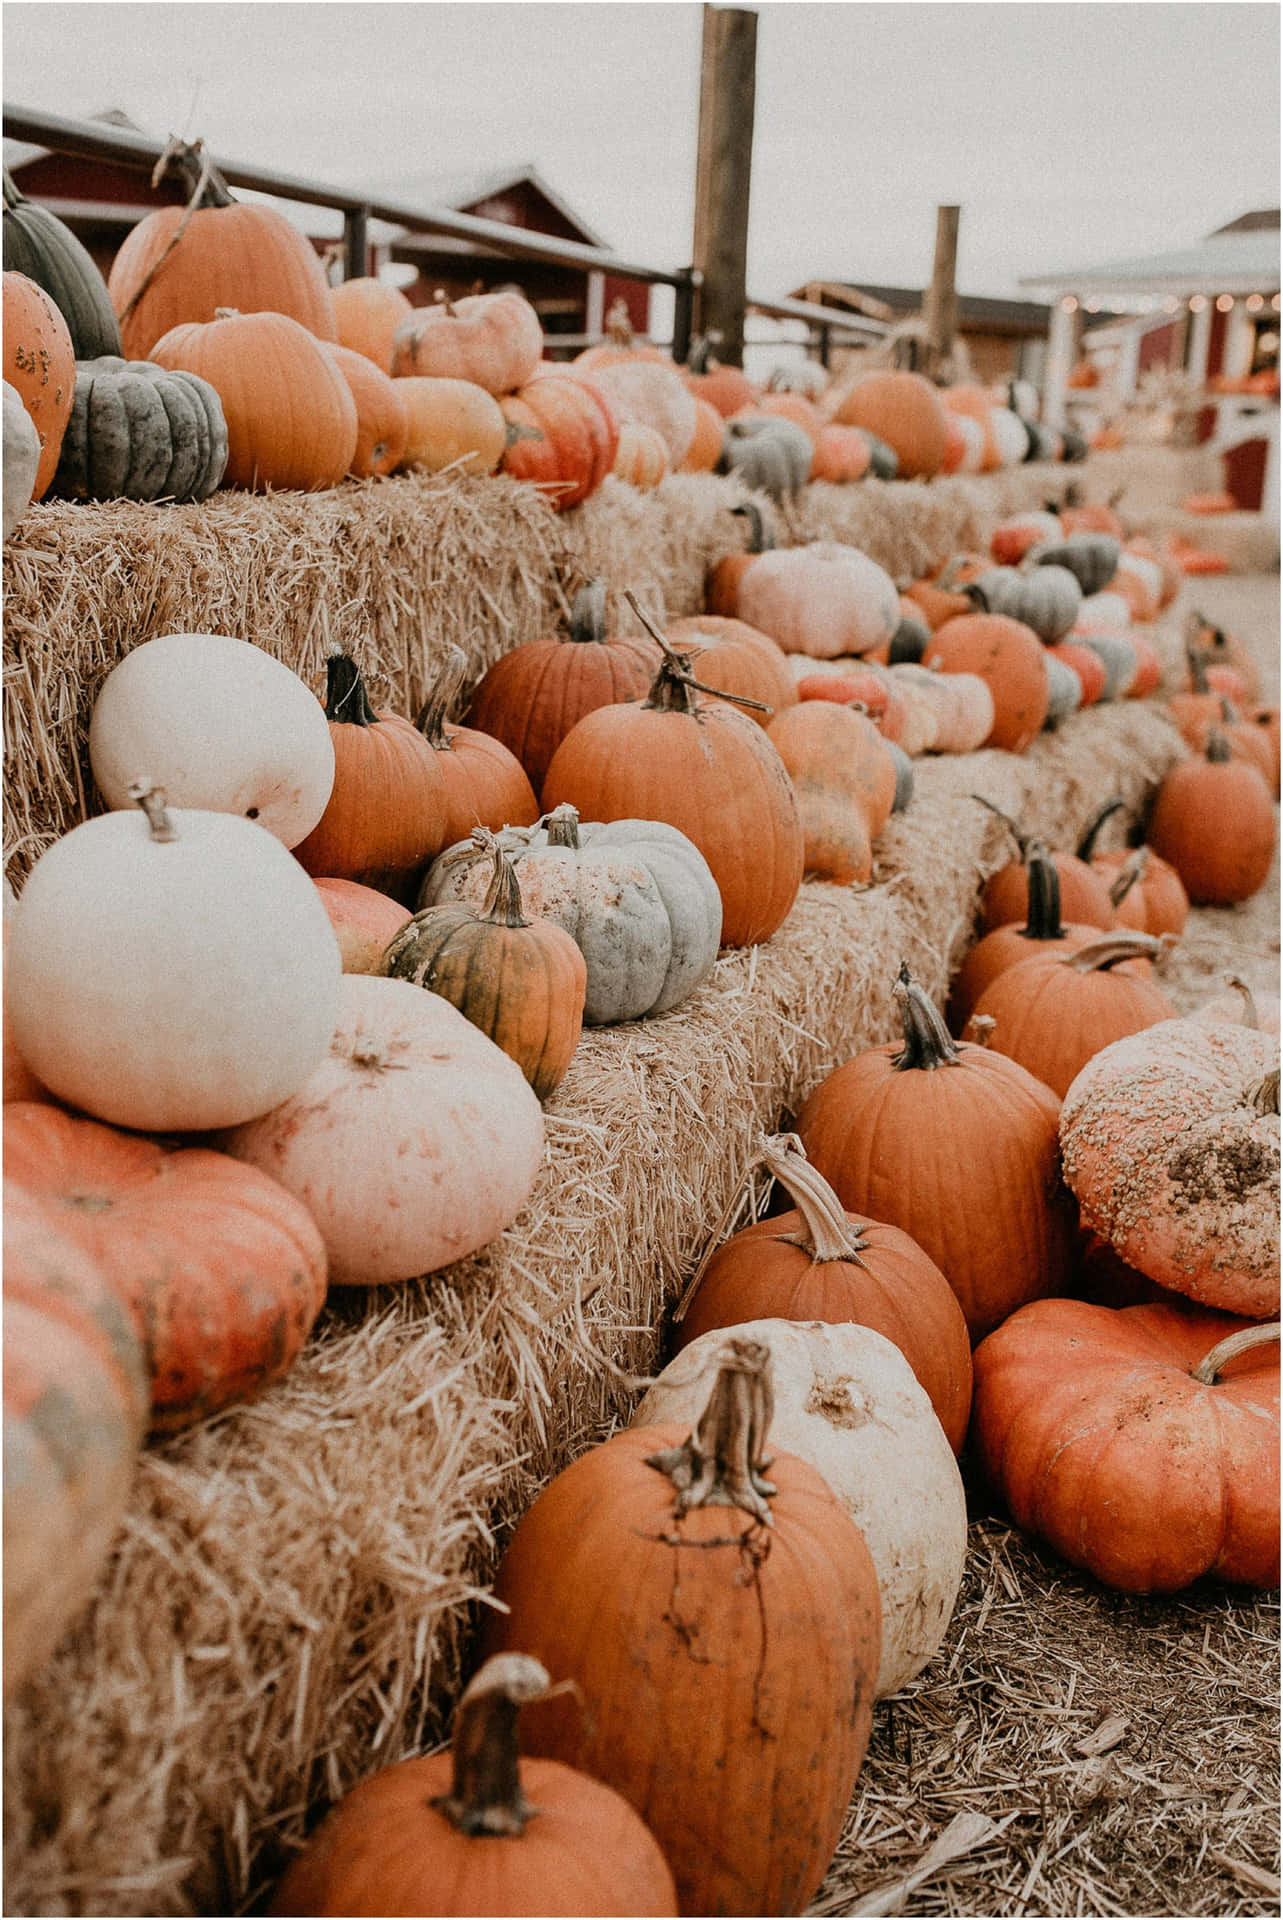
[{"left": 5, "top": 2, "right": 1279, "bottom": 306}]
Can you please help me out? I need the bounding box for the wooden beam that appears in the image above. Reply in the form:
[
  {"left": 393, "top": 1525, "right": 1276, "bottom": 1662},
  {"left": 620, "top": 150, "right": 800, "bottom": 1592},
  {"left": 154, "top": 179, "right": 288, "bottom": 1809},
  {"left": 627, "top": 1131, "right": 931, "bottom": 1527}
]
[
  {"left": 922, "top": 204, "right": 960, "bottom": 380},
  {"left": 691, "top": 4, "right": 757, "bottom": 367}
]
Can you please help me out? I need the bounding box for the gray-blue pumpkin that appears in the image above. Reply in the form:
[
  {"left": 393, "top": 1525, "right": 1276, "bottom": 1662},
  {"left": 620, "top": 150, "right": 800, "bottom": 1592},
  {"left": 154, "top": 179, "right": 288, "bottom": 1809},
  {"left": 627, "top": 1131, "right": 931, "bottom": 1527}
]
[
  {"left": 52, "top": 356, "right": 228, "bottom": 503},
  {"left": 719, "top": 414, "right": 814, "bottom": 501}
]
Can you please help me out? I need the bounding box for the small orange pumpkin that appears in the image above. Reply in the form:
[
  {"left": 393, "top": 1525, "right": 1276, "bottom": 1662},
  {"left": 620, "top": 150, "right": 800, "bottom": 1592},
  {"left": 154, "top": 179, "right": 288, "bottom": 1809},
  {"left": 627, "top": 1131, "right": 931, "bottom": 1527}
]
[
  {"left": 397, "top": 375, "right": 507, "bottom": 476},
  {"left": 676, "top": 394, "right": 725, "bottom": 472},
  {"left": 331, "top": 275, "right": 413, "bottom": 371},
  {"left": 611, "top": 418, "right": 669, "bottom": 488},
  {"left": 924, "top": 613, "right": 1049, "bottom": 752},
  {"left": 3, "top": 269, "right": 76, "bottom": 498},
  {"left": 413, "top": 647, "right": 540, "bottom": 848},
  {"left": 324, "top": 342, "right": 409, "bottom": 477},
  {"left": 1148, "top": 730, "right": 1277, "bottom": 905}
]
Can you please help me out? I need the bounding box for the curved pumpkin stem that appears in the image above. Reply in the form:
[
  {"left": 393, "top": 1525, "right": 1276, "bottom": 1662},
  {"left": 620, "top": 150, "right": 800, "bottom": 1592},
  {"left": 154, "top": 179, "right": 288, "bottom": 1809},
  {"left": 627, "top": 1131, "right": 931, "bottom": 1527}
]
[
  {"left": 645, "top": 1336, "right": 778, "bottom": 1527},
  {"left": 430, "top": 1653, "right": 553, "bottom": 1837},
  {"left": 414, "top": 646, "right": 470, "bottom": 749},
  {"left": 625, "top": 589, "right": 773, "bottom": 717},
  {"left": 1248, "top": 1068, "right": 1280, "bottom": 1116},
  {"left": 568, "top": 578, "right": 609, "bottom": 645},
  {"left": 971, "top": 794, "right": 1028, "bottom": 857},
  {"left": 1075, "top": 796, "right": 1126, "bottom": 862},
  {"left": 730, "top": 498, "right": 774, "bottom": 555},
  {"left": 1108, "top": 846, "right": 1149, "bottom": 910},
  {"left": 1061, "top": 930, "right": 1164, "bottom": 973},
  {"left": 1204, "top": 727, "right": 1234, "bottom": 765},
  {"left": 473, "top": 829, "right": 530, "bottom": 929},
  {"left": 1222, "top": 974, "right": 1261, "bottom": 1030},
  {"left": 542, "top": 804, "right": 582, "bottom": 850},
  {"left": 1191, "top": 1321, "right": 1280, "bottom": 1386},
  {"left": 323, "top": 652, "right": 380, "bottom": 727},
  {"left": 432, "top": 287, "right": 461, "bottom": 318},
  {"left": 759, "top": 1135, "right": 869, "bottom": 1264},
  {"left": 151, "top": 135, "right": 235, "bottom": 209},
  {"left": 1020, "top": 842, "right": 1068, "bottom": 940},
  {"left": 127, "top": 778, "right": 178, "bottom": 843},
  {"left": 892, "top": 963, "right": 962, "bottom": 1070}
]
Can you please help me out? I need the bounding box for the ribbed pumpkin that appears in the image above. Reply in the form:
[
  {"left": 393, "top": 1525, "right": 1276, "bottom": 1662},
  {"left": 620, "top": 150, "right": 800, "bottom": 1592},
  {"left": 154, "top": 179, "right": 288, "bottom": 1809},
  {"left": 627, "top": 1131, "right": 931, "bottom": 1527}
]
[
  {"left": 3, "top": 269, "right": 75, "bottom": 498},
  {"left": 4, "top": 1182, "right": 148, "bottom": 1700},
  {"left": 3, "top": 167, "right": 123, "bottom": 358},
  {"left": 391, "top": 287, "right": 544, "bottom": 394},
  {"left": 107, "top": 140, "right": 337, "bottom": 359},
  {"left": 976, "top": 797, "right": 1118, "bottom": 933},
  {"left": 413, "top": 648, "right": 540, "bottom": 847},
  {"left": 466, "top": 579, "right": 661, "bottom": 794},
  {"left": 291, "top": 652, "right": 449, "bottom": 898},
  {"left": 828, "top": 369, "right": 947, "bottom": 478},
  {"left": 797, "top": 966, "right": 1074, "bottom": 1341},
  {"left": 4, "top": 1102, "right": 328, "bottom": 1433},
  {"left": 51, "top": 355, "right": 229, "bottom": 502},
  {"left": 675, "top": 1134, "right": 973, "bottom": 1453},
  {"left": 331, "top": 275, "right": 413, "bottom": 370},
  {"left": 735, "top": 543, "right": 901, "bottom": 659},
  {"left": 971, "top": 1300, "right": 1279, "bottom": 1593},
  {"left": 150, "top": 308, "right": 357, "bottom": 491},
  {"left": 499, "top": 372, "right": 619, "bottom": 508},
  {"left": 924, "top": 613, "right": 1049, "bottom": 752},
  {"left": 1147, "top": 731, "right": 1277, "bottom": 905},
  {"left": 380, "top": 832, "right": 586, "bottom": 1102},
  {"left": 969, "top": 931, "right": 1176, "bottom": 1099},
  {"left": 397, "top": 375, "right": 507, "bottom": 476},
  {"left": 268, "top": 1653, "right": 679, "bottom": 1918},
  {"left": 323, "top": 342, "right": 408, "bottom": 477},
  {"left": 949, "top": 842, "right": 1107, "bottom": 1032},
  {"left": 542, "top": 599, "right": 804, "bottom": 948},
  {"left": 664, "top": 613, "right": 797, "bottom": 726},
  {"left": 480, "top": 1339, "right": 882, "bottom": 1918},
  {"left": 611, "top": 418, "right": 669, "bottom": 488},
  {"left": 767, "top": 701, "right": 896, "bottom": 885},
  {"left": 967, "top": 564, "right": 1082, "bottom": 643}
]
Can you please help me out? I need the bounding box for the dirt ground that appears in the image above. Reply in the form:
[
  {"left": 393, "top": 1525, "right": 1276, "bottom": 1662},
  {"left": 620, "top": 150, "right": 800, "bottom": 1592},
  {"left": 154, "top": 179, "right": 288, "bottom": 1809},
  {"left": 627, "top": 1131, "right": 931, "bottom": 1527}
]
[{"left": 808, "top": 571, "right": 1281, "bottom": 1920}]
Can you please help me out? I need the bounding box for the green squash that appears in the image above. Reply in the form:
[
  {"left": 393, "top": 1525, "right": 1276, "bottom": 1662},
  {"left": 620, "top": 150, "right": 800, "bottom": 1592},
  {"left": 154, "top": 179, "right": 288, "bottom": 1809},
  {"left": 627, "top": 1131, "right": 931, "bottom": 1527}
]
[
  {"left": 3, "top": 169, "right": 123, "bottom": 360},
  {"left": 52, "top": 357, "right": 228, "bottom": 502},
  {"left": 719, "top": 414, "right": 813, "bottom": 501},
  {"left": 1030, "top": 533, "right": 1121, "bottom": 597}
]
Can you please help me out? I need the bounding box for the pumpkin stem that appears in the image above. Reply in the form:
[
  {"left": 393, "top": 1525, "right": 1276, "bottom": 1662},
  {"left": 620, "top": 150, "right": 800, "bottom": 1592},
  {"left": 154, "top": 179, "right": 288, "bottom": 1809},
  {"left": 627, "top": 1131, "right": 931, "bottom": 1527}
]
[
  {"left": 151, "top": 135, "right": 236, "bottom": 208},
  {"left": 891, "top": 963, "right": 962, "bottom": 1070},
  {"left": 687, "top": 333, "right": 718, "bottom": 375},
  {"left": 1205, "top": 727, "right": 1234, "bottom": 764},
  {"left": 1248, "top": 1068, "right": 1280, "bottom": 1116},
  {"left": 430, "top": 1653, "right": 552, "bottom": 1837},
  {"left": 1020, "top": 843, "right": 1068, "bottom": 940},
  {"left": 2, "top": 168, "right": 23, "bottom": 212},
  {"left": 971, "top": 794, "right": 1028, "bottom": 856},
  {"left": 127, "top": 779, "right": 178, "bottom": 843},
  {"left": 730, "top": 499, "right": 774, "bottom": 555},
  {"left": 602, "top": 297, "right": 635, "bottom": 348},
  {"left": 760, "top": 1135, "right": 870, "bottom": 1264},
  {"left": 414, "top": 646, "right": 470, "bottom": 749},
  {"left": 1075, "top": 796, "right": 1126, "bottom": 861},
  {"left": 645, "top": 1336, "right": 778, "bottom": 1526},
  {"left": 625, "top": 589, "right": 772, "bottom": 716},
  {"left": 1222, "top": 974, "right": 1261, "bottom": 1030},
  {"left": 1061, "top": 930, "right": 1164, "bottom": 973},
  {"left": 1108, "top": 847, "right": 1149, "bottom": 909},
  {"left": 433, "top": 287, "right": 460, "bottom": 318},
  {"left": 542, "top": 804, "right": 582, "bottom": 850},
  {"left": 568, "top": 578, "right": 609, "bottom": 645},
  {"left": 473, "top": 829, "right": 530, "bottom": 929},
  {"left": 324, "top": 653, "right": 380, "bottom": 727},
  {"left": 1191, "top": 1321, "right": 1280, "bottom": 1386}
]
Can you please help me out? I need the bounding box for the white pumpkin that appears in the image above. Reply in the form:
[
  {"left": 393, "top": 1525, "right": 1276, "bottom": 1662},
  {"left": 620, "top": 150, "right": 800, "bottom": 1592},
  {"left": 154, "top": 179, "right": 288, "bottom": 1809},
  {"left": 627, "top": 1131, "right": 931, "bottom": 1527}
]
[
  {"left": 89, "top": 632, "right": 336, "bottom": 848},
  {"left": 419, "top": 806, "right": 723, "bottom": 1024},
  {"left": 583, "top": 359, "right": 697, "bottom": 466},
  {"left": 5, "top": 787, "right": 341, "bottom": 1131},
  {"left": 632, "top": 1317, "right": 967, "bottom": 1698},
  {"left": 3, "top": 379, "right": 41, "bottom": 541},
  {"left": 949, "top": 412, "right": 986, "bottom": 474},
  {"left": 735, "top": 543, "right": 901, "bottom": 659},
  {"left": 988, "top": 405, "right": 1033, "bottom": 467},
  {"left": 220, "top": 974, "right": 544, "bottom": 1286}
]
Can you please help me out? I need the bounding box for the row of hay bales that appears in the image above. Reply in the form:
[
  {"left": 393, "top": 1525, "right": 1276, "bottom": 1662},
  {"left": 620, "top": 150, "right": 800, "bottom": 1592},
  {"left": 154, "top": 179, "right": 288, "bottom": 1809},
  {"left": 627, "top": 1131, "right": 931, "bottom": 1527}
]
[{"left": 3, "top": 462, "right": 1189, "bottom": 1917}]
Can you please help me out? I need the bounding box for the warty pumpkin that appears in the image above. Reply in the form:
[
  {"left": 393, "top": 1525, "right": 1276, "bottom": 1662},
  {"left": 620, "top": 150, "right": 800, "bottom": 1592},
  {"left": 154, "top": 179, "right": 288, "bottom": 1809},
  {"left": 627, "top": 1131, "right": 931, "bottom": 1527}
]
[
  {"left": 3, "top": 268, "right": 75, "bottom": 498},
  {"left": 735, "top": 542, "right": 901, "bottom": 659},
  {"left": 541, "top": 595, "right": 804, "bottom": 949},
  {"left": 971, "top": 1299, "right": 1279, "bottom": 1593},
  {"left": 1060, "top": 1017, "right": 1280, "bottom": 1318},
  {"left": 379, "top": 830, "right": 586, "bottom": 1102},
  {"left": 923, "top": 612, "right": 1049, "bottom": 752},
  {"left": 3, "top": 166, "right": 122, "bottom": 358},
  {"left": 413, "top": 647, "right": 540, "bottom": 847},
  {"left": 480, "top": 1338, "right": 882, "bottom": 1917},
  {"left": 390, "top": 286, "right": 544, "bottom": 394},
  {"left": 797, "top": 965, "right": 1074, "bottom": 1341},
  {"left": 499, "top": 372, "right": 619, "bottom": 506},
  {"left": 4, "top": 1102, "right": 328, "bottom": 1433},
  {"left": 220, "top": 974, "right": 544, "bottom": 1286},
  {"left": 1147, "top": 730, "right": 1277, "bottom": 905},
  {"left": 107, "top": 138, "right": 337, "bottom": 359},
  {"left": 51, "top": 355, "right": 228, "bottom": 502},
  {"left": 268, "top": 1653, "right": 678, "bottom": 1917}
]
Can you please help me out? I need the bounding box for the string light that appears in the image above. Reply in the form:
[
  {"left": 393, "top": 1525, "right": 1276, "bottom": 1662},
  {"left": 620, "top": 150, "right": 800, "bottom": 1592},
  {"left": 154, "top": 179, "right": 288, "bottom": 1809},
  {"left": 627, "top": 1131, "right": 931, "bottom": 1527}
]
[
  {"left": 1189, "top": 294, "right": 1208, "bottom": 313},
  {"left": 1246, "top": 294, "right": 1265, "bottom": 312},
  {"left": 1163, "top": 296, "right": 1180, "bottom": 314},
  {"left": 1060, "top": 296, "right": 1078, "bottom": 313},
  {"left": 1215, "top": 294, "right": 1235, "bottom": 312}
]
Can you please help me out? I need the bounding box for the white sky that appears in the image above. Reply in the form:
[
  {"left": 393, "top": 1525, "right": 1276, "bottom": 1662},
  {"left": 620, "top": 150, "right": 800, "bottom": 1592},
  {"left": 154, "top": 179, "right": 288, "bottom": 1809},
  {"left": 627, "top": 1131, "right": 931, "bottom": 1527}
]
[{"left": 5, "top": 2, "right": 1279, "bottom": 305}]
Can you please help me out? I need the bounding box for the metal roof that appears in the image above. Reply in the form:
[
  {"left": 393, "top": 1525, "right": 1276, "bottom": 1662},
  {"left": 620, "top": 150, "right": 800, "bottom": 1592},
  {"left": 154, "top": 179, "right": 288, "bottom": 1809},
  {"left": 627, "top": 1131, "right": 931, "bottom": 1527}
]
[
  {"left": 788, "top": 280, "right": 1052, "bottom": 332},
  {"left": 1020, "top": 226, "right": 1280, "bottom": 297}
]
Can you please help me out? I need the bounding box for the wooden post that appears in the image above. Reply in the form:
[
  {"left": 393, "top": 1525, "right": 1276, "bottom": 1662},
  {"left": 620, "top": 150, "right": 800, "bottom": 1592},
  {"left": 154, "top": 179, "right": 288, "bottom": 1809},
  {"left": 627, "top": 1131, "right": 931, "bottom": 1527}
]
[
  {"left": 691, "top": 4, "right": 757, "bottom": 367},
  {"left": 922, "top": 204, "right": 959, "bottom": 381}
]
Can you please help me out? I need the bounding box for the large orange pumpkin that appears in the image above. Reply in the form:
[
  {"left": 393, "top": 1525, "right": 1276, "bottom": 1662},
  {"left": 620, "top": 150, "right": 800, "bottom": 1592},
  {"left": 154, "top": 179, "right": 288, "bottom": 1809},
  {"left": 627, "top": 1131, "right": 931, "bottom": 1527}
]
[
  {"left": 397, "top": 376, "right": 508, "bottom": 476},
  {"left": 827, "top": 370, "right": 948, "bottom": 478},
  {"left": 1147, "top": 732, "right": 1277, "bottom": 905},
  {"left": 924, "top": 612, "right": 1049, "bottom": 752},
  {"left": 390, "top": 287, "right": 544, "bottom": 395},
  {"left": 107, "top": 140, "right": 337, "bottom": 359},
  {"left": 3, "top": 269, "right": 75, "bottom": 498},
  {"left": 499, "top": 373, "right": 619, "bottom": 508}
]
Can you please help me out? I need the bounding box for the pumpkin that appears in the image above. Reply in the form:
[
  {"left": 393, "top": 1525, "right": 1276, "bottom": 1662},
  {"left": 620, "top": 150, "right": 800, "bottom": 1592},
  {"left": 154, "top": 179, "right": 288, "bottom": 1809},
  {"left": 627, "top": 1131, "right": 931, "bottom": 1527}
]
[
  {"left": 542, "top": 600, "right": 804, "bottom": 949},
  {"left": 902, "top": 559, "right": 976, "bottom": 632},
  {"left": 681, "top": 333, "right": 758, "bottom": 416},
  {"left": 291, "top": 652, "right": 449, "bottom": 898},
  {"left": 924, "top": 613, "right": 1049, "bottom": 752},
  {"left": 379, "top": 832, "right": 585, "bottom": 1101},
  {"left": 1072, "top": 587, "right": 1131, "bottom": 637},
  {"left": 1167, "top": 642, "right": 1231, "bottom": 750},
  {"left": 719, "top": 412, "right": 813, "bottom": 500},
  {"left": 1078, "top": 631, "right": 1138, "bottom": 702},
  {"left": 499, "top": 373, "right": 619, "bottom": 507},
  {"left": 50, "top": 354, "right": 228, "bottom": 501},
  {"left": 988, "top": 406, "right": 1035, "bottom": 466},
  {"left": 675, "top": 1133, "right": 973, "bottom": 1453},
  {"left": 797, "top": 966, "right": 1074, "bottom": 1341},
  {"left": 268, "top": 1653, "right": 679, "bottom": 1918},
  {"left": 889, "top": 664, "right": 994, "bottom": 755},
  {"left": 810, "top": 422, "right": 873, "bottom": 483},
  {"left": 940, "top": 384, "right": 1000, "bottom": 469},
  {"left": 976, "top": 797, "right": 1117, "bottom": 933},
  {"left": 1046, "top": 639, "right": 1107, "bottom": 707},
  {"left": 1147, "top": 732, "right": 1277, "bottom": 905},
  {"left": 882, "top": 666, "right": 940, "bottom": 755},
  {"left": 481, "top": 1338, "right": 882, "bottom": 1917},
  {"left": 735, "top": 543, "right": 901, "bottom": 660},
  {"left": 6, "top": 783, "right": 341, "bottom": 1133},
  {"left": 4, "top": 1102, "right": 328, "bottom": 1433},
  {"left": 611, "top": 418, "right": 669, "bottom": 488},
  {"left": 390, "top": 287, "right": 543, "bottom": 394},
  {"left": 1249, "top": 705, "right": 1281, "bottom": 796},
  {"left": 741, "top": 386, "right": 826, "bottom": 445},
  {"left": 150, "top": 308, "right": 357, "bottom": 491},
  {"left": 1189, "top": 974, "right": 1280, "bottom": 1036},
  {"left": 3, "top": 167, "right": 122, "bottom": 358},
  {"left": 967, "top": 564, "right": 1082, "bottom": 643},
  {"left": 323, "top": 343, "right": 408, "bottom": 477},
  {"left": 1043, "top": 653, "right": 1082, "bottom": 725},
  {"left": 1060, "top": 493, "right": 1125, "bottom": 539},
  {"left": 1214, "top": 698, "right": 1277, "bottom": 787},
  {"left": 89, "top": 631, "right": 337, "bottom": 849},
  {"left": 330, "top": 275, "right": 412, "bottom": 371},
  {"left": 107, "top": 140, "right": 337, "bottom": 359},
  {"left": 574, "top": 298, "right": 673, "bottom": 370},
  {"left": 1060, "top": 1018, "right": 1280, "bottom": 1318},
  {"left": 312, "top": 876, "right": 413, "bottom": 973},
  {"left": 794, "top": 665, "right": 904, "bottom": 740},
  {"left": 948, "top": 841, "right": 1106, "bottom": 1032},
  {"left": 466, "top": 578, "right": 661, "bottom": 793},
  {"left": 990, "top": 510, "right": 1063, "bottom": 566},
  {"left": 576, "top": 358, "right": 696, "bottom": 466},
  {"left": 3, "top": 1181, "right": 148, "bottom": 1699},
  {"left": 971, "top": 1299, "right": 1279, "bottom": 1592},
  {"left": 968, "top": 930, "right": 1176, "bottom": 1099},
  {"left": 1091, "top": 846, "right": 1190, "bottom": 939},
  {"left": 413, "top": 647, "right": 540, "bottom": 848},
  {"left": 676, "top": 393, "right": 725, "bottom": 472},
  {"left": 664, "top": 613, "right": 797, "bottom": 726},
  {"left": 1112, "top": 550, "right": 1163, "bottom": 623},
  {"left": 2, "top": 377, "right": 40, "bottom": 537},
  {"left": 419, "top": 804, "right": 722, "bottom": 1026},
  {"left": 767, "top": 701, "right": 896, "bottom": 884},
  {"left": 886, "top": 739, "right": 915, "bottom": 812},
  {"left": 1185, "top": 612, "right": 1262, "bottom": 703},
  {"left": 397, "top": 374, "right": 507, "bottom": 476},
  {"left": 220, "top": 974, "right": 544, "bottom": 1286},
  {"left": 705, "top": 498, "right": 775, "bottom": 616},
  {"left": 1123, "top": 633, "right": 1164, "bottom": 699},
  {"left": 827, "top": 369, "right": 947, "bottom": 478},
  {"left": 1029, "top": 531, "right": 1120, "bottom": 596},
  {"left": 636, "top": 1318, "right": 965, "bottom": 1700},
  {"left": 887, "top": 611, "right": 931, "bottom": 664},
  {"left": 3, "top": 269, "right": 75, "bottom": 498}
]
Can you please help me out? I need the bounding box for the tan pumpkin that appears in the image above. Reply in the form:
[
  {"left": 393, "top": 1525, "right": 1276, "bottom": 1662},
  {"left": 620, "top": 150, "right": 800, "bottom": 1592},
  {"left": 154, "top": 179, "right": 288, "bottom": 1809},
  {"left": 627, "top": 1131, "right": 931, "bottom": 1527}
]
[
  {"left": 676, "top": 394, "right": 726, "bottom": 472},
  {"left": 611, "top": 418, "right": 669, "bottom": 488},
  {"left": 390, "top": 287, "right": 544, "bottom": 395},
  {"left": 575, "top": 359, "right": 697, "bottom": 467},
  {"left": 735, "top": 543, "right": 901, "bottom": 659},
  {"left": 396, "top": 375, "right": 507, "bottom": 475}
]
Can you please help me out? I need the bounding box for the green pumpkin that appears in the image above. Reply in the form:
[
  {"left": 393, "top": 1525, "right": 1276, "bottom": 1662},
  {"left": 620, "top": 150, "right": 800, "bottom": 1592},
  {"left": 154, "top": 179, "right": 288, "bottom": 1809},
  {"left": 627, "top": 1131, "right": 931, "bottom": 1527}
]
[
  {"left": 1030, "top": 533, "right": 1121, "bottom": 597},
  {"left": 719, "top": 414, "right": 813, "bottom": 500},
  {"left": 968, "top": 563, "right": 1082, "bottom": 642},
  {"left": 3, "top": 170, "right": 123, "bottom": 360},
  {"left": 52, "top": 357, "right": 228, "bottom": 503}
]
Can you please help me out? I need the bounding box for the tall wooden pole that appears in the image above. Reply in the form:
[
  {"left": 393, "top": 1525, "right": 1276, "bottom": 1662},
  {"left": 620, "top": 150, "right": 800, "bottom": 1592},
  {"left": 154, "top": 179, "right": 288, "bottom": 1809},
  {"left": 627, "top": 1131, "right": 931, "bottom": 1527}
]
[
  {"left": 691, "top": 4, "right": 757, "bottom": 367},
  {"left": 922, "top": 204, "right": 960, "bottom": 381}
]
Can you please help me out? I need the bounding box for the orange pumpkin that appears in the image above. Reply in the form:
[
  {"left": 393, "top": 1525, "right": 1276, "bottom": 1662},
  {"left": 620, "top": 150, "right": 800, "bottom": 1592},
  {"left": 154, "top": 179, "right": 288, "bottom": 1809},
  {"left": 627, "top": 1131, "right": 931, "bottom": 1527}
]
[
  {"left": 1148, "top": 732, "right": 1277, "bottom": 905},
  {"left": 397, "top": 375, "right": 507, "bottom": 476},
  {"left": 706, "top": 499, "right": 774, "bottom": 616},
  {"left": 574, "top": 359, "right": 697, "bottom": 466},
  {"left": 827, "top": 370, "right": 948, "bottom": 478},
  {"left": 924, "top": 612, "right": 1049, "bottom": 752},
  {"left": 611, "top": 418, "right": 669, "bottom": 488},
  {"left": 414, "top": 648, "right": 540, "bottom": 847},
  {"left": 106, "top": 141, "right": 336, "bottom": 359},
  {"left": 1046, "top": 639, "right": 1108, "bottom": 707},
  {"left": 574, "top": 297, "right": 673, "bottom": 369},
  {"left": 681, "top": 334, "right": 759, "bottom": 416},
  {"left": 810, "top": 422, "right": 873, "bottom": 483},
  {"left": 1092, "top": 846, "right": 1190, "bottom": 939},
  {"left": 977, "top": 797, "right": 1118, "bottom": 933},
  {"left": 324, "top": 342, "right": 408, "bottom": 477},
  {"left": 740, "top": 389, "right": 826, "bottom": 446},
  {"left": 676, "top": 393, "right": 726, "bottom": 472},
  {"left": 391, "top": 287, "right": 544, "bottom": 395},
  {"left": 663, "top": 613, "right": 797, "bottom": 727},
  {"left": 765, "top": 703, "right": 881, "bottom": 884},
  {"left": 312, "top": 876, "right": 413, "bottom": 973},
  {"left": 331, "top": 275, "right": 413, "bottom": 371},
  {"left": 499, "top": 373, "right": 619, "bottom": 508},
  {"left": 949, "top": 842, "right": 1107, "bottom": 1032},
  {"left": 3, "top": 270, "right": 75, "bottom": 498}
]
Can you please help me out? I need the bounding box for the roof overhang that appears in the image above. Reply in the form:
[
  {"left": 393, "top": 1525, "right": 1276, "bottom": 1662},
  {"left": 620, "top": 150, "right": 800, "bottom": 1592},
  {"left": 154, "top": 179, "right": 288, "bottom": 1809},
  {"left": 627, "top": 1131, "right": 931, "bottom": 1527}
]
[{"left": 1021, "top": 232, "right": 1279, "bottom": 299}]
